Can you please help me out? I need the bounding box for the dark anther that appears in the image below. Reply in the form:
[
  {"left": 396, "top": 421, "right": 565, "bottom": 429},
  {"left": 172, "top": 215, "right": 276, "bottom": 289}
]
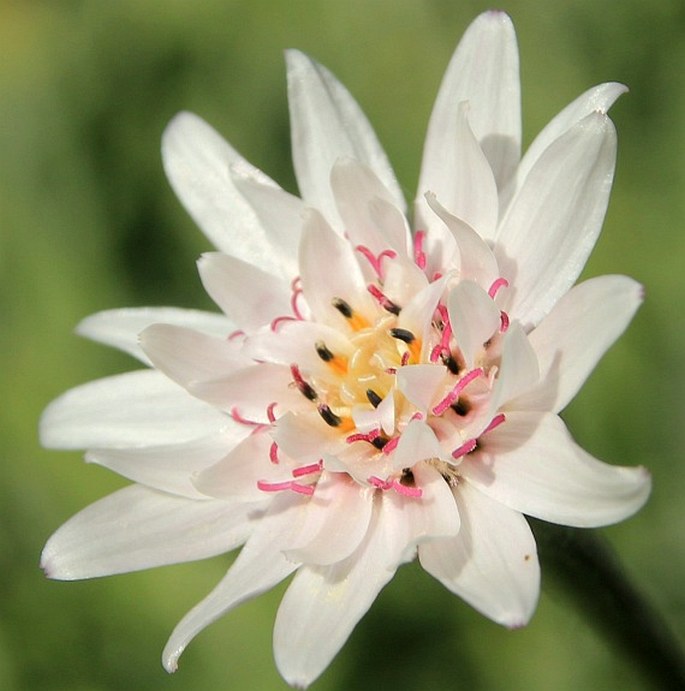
[
  {"left": 315, "top": 341, "right": 334, "bottom": 362},
  {"left": 371, "top": 436, "right": 388, "bottom": 450},
  {"left": 451, "top": 399, "right": 470, "bottom": 416},
  {"left": 389, "top": 327, "right": 416, "bottom": 344},
  {"left": 442, "top": 353, "right": 460, "bottom": 374},
  {"left": 366, "top": 389, "right": 382, "bottom": 408},
  {"left": 318, "top": 404, "right": 342, "bottom": 427},
  {"left": 332, "top": 297, "right": 353, "bottom": 319},
  {"left": 400, "top": 468, "right": 416, "bottom": 485},
  {"left": 384, "top": 300, "right": 401, "bottom": 316},
  {"left": 290, "top": 364, "right": 318, "bottom": 401}
]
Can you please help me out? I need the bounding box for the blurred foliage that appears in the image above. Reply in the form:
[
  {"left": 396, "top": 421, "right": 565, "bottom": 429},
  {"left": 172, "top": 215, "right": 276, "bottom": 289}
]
[{"left": 1, "top": 0, "right": 684, "bottom": 689}]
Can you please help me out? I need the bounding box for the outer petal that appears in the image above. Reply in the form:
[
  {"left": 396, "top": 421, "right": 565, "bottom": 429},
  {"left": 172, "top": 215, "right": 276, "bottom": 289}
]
[
  {"left": 197, "top": 252, "right": 291, "bottom": 330},
  {"left": 41, "top": 485, "right": 259, "bottom": 579},
  {"left": 286, "top": 50, "right": 405, "bottom": 228},
  {"left": 40, "top": 370, "right": 226, "bottom": 449},
  {"left": 420, "top": 481, "right": 539, "bottom": 627},
  {"left": 502, "top": 82, "right": 627, "bottom": 211},
  {"left": 86, "top": 431, "right": 248, "bottom": 499},
  {"left": 511, "top": 275, "right": 643, "bottom": 412},
  {"left": 163, "top": 492, "right": 307, "bottom": 673},
  {"left": 76, "top": 307, "right": 233, "bottom": 365},
  {"left": 162, "top": 112, "right": 287, "bottom": 277},
  {"left": 419, "top": 11, "right": 520, "bottom": 200},
  {"left": 496, "top": 112, "right": 617, "bottom": 328},
  {"left": 460, "top": 411, "right": 651, "bottom": 527}
]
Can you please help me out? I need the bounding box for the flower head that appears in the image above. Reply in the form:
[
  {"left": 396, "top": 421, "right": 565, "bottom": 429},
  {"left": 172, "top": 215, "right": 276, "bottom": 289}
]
[{"left": 41, "top": 11, "right": 650, "bottom": 688}]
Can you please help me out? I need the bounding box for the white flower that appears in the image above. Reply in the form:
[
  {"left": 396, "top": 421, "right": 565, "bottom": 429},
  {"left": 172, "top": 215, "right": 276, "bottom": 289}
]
[{"left": 41, "top": 11, "right": 651, "bottom": 689}]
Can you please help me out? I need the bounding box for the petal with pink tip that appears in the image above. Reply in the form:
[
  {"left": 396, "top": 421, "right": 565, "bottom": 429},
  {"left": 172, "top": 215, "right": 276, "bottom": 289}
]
[
  {"left": 460, "top": 411, "right": 651, "bottom": 527},
  {"left": 419, "top": 481, "right": 539, "bottom": 627}
]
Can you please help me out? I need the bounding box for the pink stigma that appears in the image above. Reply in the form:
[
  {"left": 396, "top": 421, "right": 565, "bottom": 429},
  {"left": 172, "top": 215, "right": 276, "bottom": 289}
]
[
  {"left": 488, "top": 277, "right": 509, "bottom": 299},
  {"left": 356, "top": 245, "right": 397, "bottom": 279},
  {"left": 414, "top": 230, "right": 427, "bottom": 270},
  {"left": 382, "top": 436, "right": 400, "bottom": 455},
  {"left": 290, "top": 286, "right": 306, "bottom": 321},
  {"left": 227, "top": 329, "right": 246, "bottom": 341},
  {"left": 257, "top": 479, "right": 315, "bottom": 496},
  {"left": 292, "top": 460, "right": 324, "bottom": 478},
  {"left": 390, "top": 480, "right": 423, "bottom": 498},
  {"left": 367, "top": 284, "right": 400, "bottom": 314},
  {"left": 452, "top": 438, "right": 477, "bottom": 459},
  {"left": 346, "top": 428, "right": 381, "bottom": 445},
  {"left": 482, "top": 413, "right": 506, "bottom": 435},
  {"left": 432, "top": 367, "right": 484, "bottom": 416},
  {"left": 230, "top": 407, "right": 266, "bottom": 428},
  {"left": 270, "top": 315, "right": 297, "bottom": 331},
  {"left": 269, "top": 441, "right": 280, "bottom": 464},
  {"left": 266, "top": 402, "right": 278, "bottom": 423},
  {"left": 500, "top": 311, "right": 510, "bottom": 332}
]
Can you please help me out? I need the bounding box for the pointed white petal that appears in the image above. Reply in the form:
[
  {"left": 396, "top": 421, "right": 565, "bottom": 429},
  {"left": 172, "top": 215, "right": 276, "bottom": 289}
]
[
  {"left": 77, "top": 307, "right": 233, "bottom": 365},
  {"left": 86, "top": 431, "right": 247, "bottom": 499},
  {"left": 140, "top": 323, "right": 248, "bottom": 391},
  {"left": 460, "top": 411, "right": 651, "bottom": 527},
  {"left": 162, "top": 112, "right": 286, "bottom": 276},
  {"left": 493, "top": 322, "right": 540, "bottom": 407},
  {"left": 352, "top": 391, "right": 395, "bottom": 435},
  {"left": 41, "top": 485, "right": 258, "bottom": 580},
  {"left": 391, "top": 421, "right": 447, "bottom": 469},
  {"left": 40, "top": 370, "right": 225, "bottom": 449},
  {"left": 502, "top": 82, "right": 627, "bottom": 211},
  {"left": 419, "top": 11, "right": 520, "bottom": 198},
  {"left": 284, "top": 472, "right": 374, "bottom": 565},
  {"left": 197, "top": 252, "right": 291, "bottom": 330},
  {"left": 298, "top": 209, "right": 375, "bottom": 326},
  {"left": 512, "top": 275, "right": 643, "bottom": 412},
  {"left": 448, "top": 281, "right": 500, "bottom": 367},
  {"left": 420, "top": 481, "right": 539, "bottom": 627},
  {"left": 163, "top": 492, "right": 306, "bottom": 672},
  {"left": 396, "top": 365, "right": 447, "bottom": 413},
  {"left": 496, "top": 112, "right": 617, "bottom": 328},
  {"left": 286, "top": 50, "right": 405, "bottom": 227}
]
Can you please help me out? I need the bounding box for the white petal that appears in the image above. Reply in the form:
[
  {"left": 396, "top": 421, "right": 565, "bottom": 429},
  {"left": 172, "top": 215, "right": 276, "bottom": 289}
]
[
  {"left": 397, "top": 275, "right": 447, "bottom": 348},
  {"left": 286, "top": 50, "right": 405, "bottom": 227},
  {"left": 274, "top": 411, "right": 343, "bottom": 464},
  {"left": 162, "top": 112, "right": 286, "bottom": 276},
  {"left": 493, "top": 322, "right": 540, "bottom": 407},
  {"left": 298, "top": 209, "right": 375, "bottom": 326},
  {"left": 41, "top": 485, "right": 258, "bottom": 580},
  {"left": 197, "top": 252, "right": 291, "bottom": 330},
  {"left": 502, "top": 82, "right": 627, "bottom": 211},
  {"left": 391, "top": 421, "right": 447, "bottom": 469},
  {"left": 140, "top": 323, "right": 248, "bottom": 390},
  {"left": 420, "top": 481, "right": 539, "bottom": 627},
  {"left": 512, "top": 275, "right": 643, "bottom": 412},
  {"left": 447, "top": 281, "right": 500, "bottom": 367},
  {"left": 193, "top": 432, "right": 289, "bottom": 501},
  {"left": 284, "top": 472, "right": 374, "bottom": 565},
  {"left": 86, "top": 431, "right": 247, "bottom": 499},
  {"left": 231, "top": 171, "right": 306, "bottom": 278},
  {"left": 460, "top": 411, "right": 651, "bottom": 527},
  {"left": 417, "top": 102, "right": 498, "bottom": 241},
  {"left": 40, "top": 370, "right": 225, "bottom": 449},
  {"left": 76, "top": 307, "right": 233, "bottom": 365},
  {"left": 396, "top": 365, "right": 447, "bottom": 414},
  {"left": 352, "top": 391, "right": 395, "bottom": 435},
  {"left": 163, "top": 492, "right": 306, "bottom": 672},
  {"left": 424, "top": 194, "right": 499, "bottom": 287},
  {"left": 419, "top": 11, "right": 520, "bottom": 198},
  {"left": 496, "top": 112, "right": 617, "bottom": 328}
]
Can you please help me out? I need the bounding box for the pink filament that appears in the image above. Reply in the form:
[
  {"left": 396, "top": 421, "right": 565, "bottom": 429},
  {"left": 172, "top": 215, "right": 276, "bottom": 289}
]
[
  {"left": 367, "top": 284, "right": 397, "bottom": 313},
  {"left": 391, "top": 480, "right": 423, "bottom": 498},
  {"left": 227, "top": 329, "right": 246, "bottom": 341},
  {"left": 382, "top": 435, "right": 400, "bottom": 455},
  {"left": 414, "top": 230, "right": 427, "bottom": 269},
  {"left": 230, "top": 407, "right": 266, "bottom": 428},
  {"left": 432, "top": 367, "right": 484, "bottom": 416},
  {"left": 356, "top": 245, "right": 397, "bottom": 279},
  {"left": 292, "top": 460, "right": 324, "bottom": 478},
  {"left": 290, "top": 288, "right": 306, "bottom": 321},
  {"left": 266, "top": 402, "right": 278, "bottom": 423},
  {"left": 452, "top": 438, "right": 477, "bottom": 459},
  {"left": 269, "top": 441, "right": 280, "bottom": 464},
  {"left": 482, "top": 413, "right": 506, "bottom": 435},
  {"left": 368, "top": 476, "right": 392, "bottom": 490},
  {"left": 499, "top": 311, "right": 510, "bottom": 332},
  {"left": 270, "top": 315, "right": 296, "bottom": 331},
  {"left": 257, "top": 479, "right": 314, "bottom": 496},
  {"left": 488, "top": 277, "right": 509, "bottom": 299}
]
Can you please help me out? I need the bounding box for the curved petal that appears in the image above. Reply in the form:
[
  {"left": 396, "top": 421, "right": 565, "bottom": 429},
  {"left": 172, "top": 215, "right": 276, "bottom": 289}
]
[
  {"left": 197, "top": 252, "right": 291, "bottom": 330},
  {"left": 502, "top": 82, "right": 627, "bottom": 211},
  {"left": 162, "top": 112, "right": 287, "bottom": 277},
  {"left": 86, "top": 431, "right": 248, "bottom": 499},
  {"left": 286, "top": 50, "right": 405, "bottom": 227},
  {"left": 283, "top": 472, "right": 374, "bottom": 565},
  {"left": 496, "top": 112, "right": 617, "bottom": 328},
  {"left": 41, "top": 485, "right": 259, "bottom": 580},
  {"left": 511, "top": 275, "right": 643, "bottom": 413},
  {"left": 419, "top": 11, "right": 520, "bottom": 199},
  {"left": 76, "top": 307, "right": 233, "bottom": 365},
  {"left": 163, "top": 492, "right": 306, "bottom": 672},
  {"left": 460, "top": 411, "right": 651, "bottom": 527},
  {"left": 40, "top": 370, "right": 225, "bottom": 449},
  {"left": 419, "top": 481, "right": 539, "bottom": 627},
  {"left": 396, "top": 365, "right": 447, "bottom": 414},
  {"left": 416, "top": 102, "right": 498, "bottom": 241},
  {"left": 140, "top": 323, "right": 249, "bottom": 390}
]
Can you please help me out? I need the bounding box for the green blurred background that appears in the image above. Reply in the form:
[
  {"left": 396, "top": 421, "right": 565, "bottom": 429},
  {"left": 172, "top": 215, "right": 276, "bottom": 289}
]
[{"left": 2, "top": 0, "right": 684, "bottom": 689}]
